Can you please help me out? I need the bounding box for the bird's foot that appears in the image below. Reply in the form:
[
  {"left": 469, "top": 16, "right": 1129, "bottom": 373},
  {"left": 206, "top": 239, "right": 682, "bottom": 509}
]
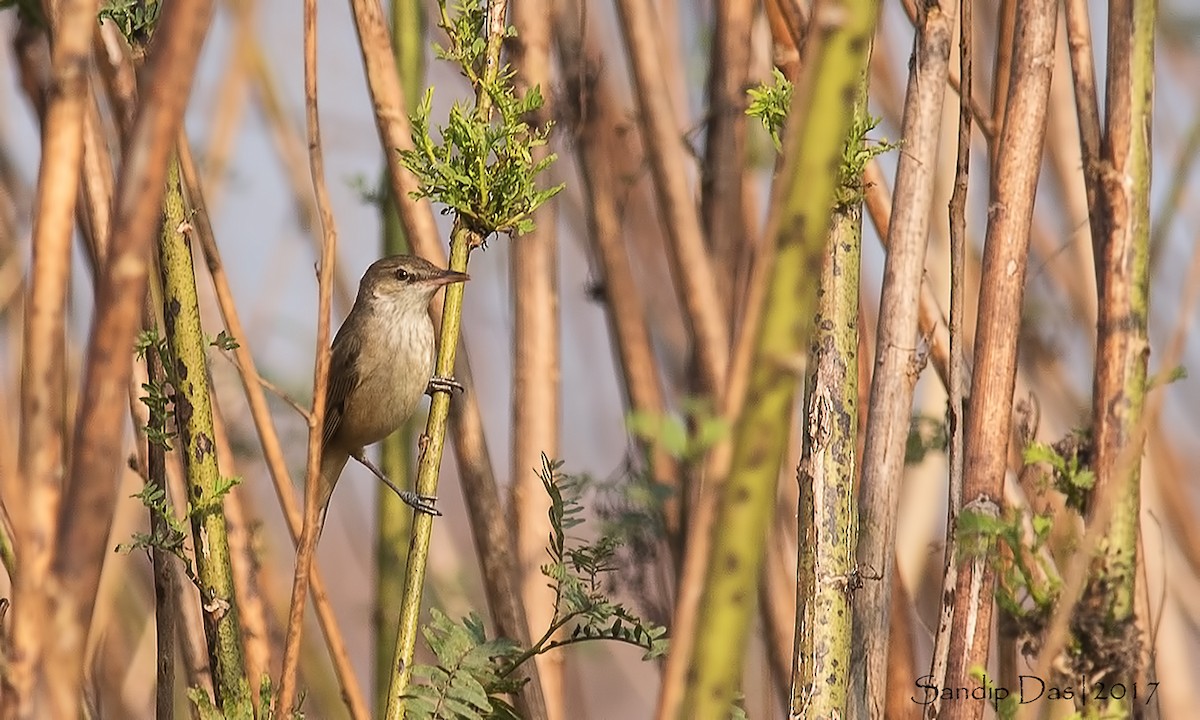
[
  {"left": 351, "top": 449, "right": 442, "bottom": 516},
  {"left": 396, "top": 490, "right": 441, "bottom": 516},
  {"left": 426, "top": 375, "right": 464, "bottom": 396}
]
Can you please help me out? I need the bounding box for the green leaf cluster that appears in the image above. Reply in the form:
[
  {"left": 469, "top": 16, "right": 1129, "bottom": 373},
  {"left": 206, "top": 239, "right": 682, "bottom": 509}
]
[
  {"left": 746, "top": 68, "right": 793, "bottom": 150},
  {"left": 405, "top": 610, "right": 523, "bottom": 720},
  {"left": 627, "top": 399, "right": 728, "bottom": 464},
  {"left": 537, "top": 455, "right": 669, "bottom": 660},
  {"left": 124, "top": 327, "right": 242, "bottom": 575},
  {"left": 1023, "top": 432, "right": 1095, "bottom": 513},
  {"left": 835, "top": 111, "right": 896, "bottom": 208},
  {"left": 136, "top": 328, "right": 177, "bottom": 450},
  {"left": 957, "top": 507, "right": 1061, "bottom": 633},
  {"left": 98, "top": 0, "right": 160, "bottom": 46},
  {"left": 400, "top": 0, "right": 563, "bottom": 238},
  {"left": 116, "top": 482, "right": 198, "bottom": 586},
  {"left": 404, "top": 456, "right": 668, "bottom": 719}
]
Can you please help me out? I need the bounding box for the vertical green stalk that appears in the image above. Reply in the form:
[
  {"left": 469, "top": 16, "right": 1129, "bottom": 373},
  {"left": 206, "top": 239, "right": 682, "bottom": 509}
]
[
  {"left": 385, "top": 222, "right": 476, "bottom": 720},
  {"left": 374, "top": 0, "right": 424, "bottom": 712},
  {"left": 158, "top": 155, "right": 251, "bottom": 715},
  {"left": 385, "top": 7, "right": 511, "bottom": 715},
  {"left": 790, "top": 66, "right": 871, "bottom": 717},
  {"left": 1085, "top": 0, "right": 1154, "bottom": 715},
  {"left": 679, "top": 1, "right": 880, "bottom": 716}
]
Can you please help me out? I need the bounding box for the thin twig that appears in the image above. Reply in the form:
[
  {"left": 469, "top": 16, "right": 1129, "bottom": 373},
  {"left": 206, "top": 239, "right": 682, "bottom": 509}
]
[
  {"left": 923, "top": 0, "right": 971, "bottom": 714},
  {"left": 277, "top": 0, "right": 342, "bottom": 709}
]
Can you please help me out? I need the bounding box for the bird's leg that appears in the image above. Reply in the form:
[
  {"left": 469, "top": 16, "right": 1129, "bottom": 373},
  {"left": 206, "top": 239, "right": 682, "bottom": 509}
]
[
  {"left": 426, "top": 375, "right": 464, "bottom": 395},
  {"left": 349, "top": 449, "right": 441, "bottom": 516}
]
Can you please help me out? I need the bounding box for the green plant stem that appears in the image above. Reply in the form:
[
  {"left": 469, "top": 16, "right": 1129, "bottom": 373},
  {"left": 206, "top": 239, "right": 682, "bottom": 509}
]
[
  {"left": 1083, "top": 0, "right": 1155, "bottom": 715},
  {"left": 386, "top": 222, "right": 475, "bottom": 719},
  {"left": 146, "top": 339, "right": 178, "bottom": 720},
  {"left": 678, "top": 0, "right": 881, "bottom": 716},
  {"left": 790, "top": 67, "right": 870, "bottom": 717},
  {"left": 158, "top": 154, "right": 251, "bottom": 715},
  {"left": 373, "top": 0, "right": 424, "bottom": 712}
]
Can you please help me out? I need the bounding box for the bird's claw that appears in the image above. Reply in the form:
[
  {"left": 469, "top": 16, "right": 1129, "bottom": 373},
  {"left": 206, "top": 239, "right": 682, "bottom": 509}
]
[
  {"left": 426, "top": 375, "right": 464, "bottom": 396},
  {"left": 399, "top": 490, "right": 441, "bottom": 517}
]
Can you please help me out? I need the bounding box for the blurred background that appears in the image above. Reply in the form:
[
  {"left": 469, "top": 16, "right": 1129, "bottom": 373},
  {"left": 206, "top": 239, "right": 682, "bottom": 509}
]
[{"left": 2, "top": 0, "right": 1200, "bottom": 717}]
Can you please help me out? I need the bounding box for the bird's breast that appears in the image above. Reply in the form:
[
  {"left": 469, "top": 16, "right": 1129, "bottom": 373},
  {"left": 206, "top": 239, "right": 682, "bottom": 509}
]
[{"left": 339, "top": 313, "right": 435, "bottom": 446}]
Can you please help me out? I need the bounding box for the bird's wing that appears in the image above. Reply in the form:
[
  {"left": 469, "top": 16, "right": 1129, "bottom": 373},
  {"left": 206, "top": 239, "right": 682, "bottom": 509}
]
[{"left": 322, "top": 323, "right": 361, "bottom": 447}]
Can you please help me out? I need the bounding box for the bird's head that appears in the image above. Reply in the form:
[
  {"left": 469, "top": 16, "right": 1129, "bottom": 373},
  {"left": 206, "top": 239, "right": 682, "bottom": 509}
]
[{"left": 357, "top": 255, "right": 470, "bottom": 315}]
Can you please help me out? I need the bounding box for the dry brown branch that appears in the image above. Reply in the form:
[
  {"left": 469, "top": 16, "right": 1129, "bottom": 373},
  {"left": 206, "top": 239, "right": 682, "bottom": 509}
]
[
  {"left": 6, "top": 0, "right": 98, "bottom": 713},
  {"left": 44, "top": 1, "right": 215, "bottom": 717},
  {"left": 941, "top": 2, "right": 1057, "bottom": 716},
  {"left": 764, "top": 0, "right": 805, "bottom": 81},
  {"left": 509, "top": 1, "right": 564, "bottom": 717},
  {"left": 613, "top": 0, "right": 730, "bottom": 397},
  {"left": 144, "top": 338, "right": 176, "bottom": 720},
  {"left": 988, "top": 0, "right": 1016, "bottom": 169},
  {"left": 344, "top": 0, "right": 440, "bottom": 252},
  {"left": 899, "top": 0, "right": 997, "bottom": 142},
  {"left": 923, "top": 0, "right": 972, "bottom": 712},
  {"left": 701, "top": 0, "right": 753, "bottom": 314},
  {"left": 1063, "top": 0, "right": 1105, "bottom": 269},
  {"left": 552, "top": 0, "right": 682, "bottom": 557},
  {"left": 850, "top": 1, "right": 959, "bottom": 715},
  {"left": 277, "top": 0, "right": 341, "bottom": 709},
  {"left": 861, "top": 161, "right": 954, "bottom": 389}
]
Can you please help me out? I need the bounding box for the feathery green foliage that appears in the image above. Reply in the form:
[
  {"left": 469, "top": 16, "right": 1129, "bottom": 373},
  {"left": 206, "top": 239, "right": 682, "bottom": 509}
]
[
  {"left": 399, "top": 1, "right": 562, "bottom": 237},
  {"left": 402, "top": 456, "right": 667, "bottom": 720}
]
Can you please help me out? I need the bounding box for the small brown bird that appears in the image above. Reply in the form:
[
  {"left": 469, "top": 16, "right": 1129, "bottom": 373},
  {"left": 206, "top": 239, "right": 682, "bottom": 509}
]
[{"left": 316, "top": 255, "right": 468, "bottom": 528}]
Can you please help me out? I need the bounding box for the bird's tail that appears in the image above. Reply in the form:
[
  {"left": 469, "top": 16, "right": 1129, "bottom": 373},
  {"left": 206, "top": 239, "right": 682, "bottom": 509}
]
[{"left": 314, "top": 448, "right": 349, "bottom": 538}]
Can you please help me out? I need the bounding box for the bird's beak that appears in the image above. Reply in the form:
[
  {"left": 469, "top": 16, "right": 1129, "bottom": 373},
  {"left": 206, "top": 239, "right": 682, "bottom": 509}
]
[{"left": 431, "top": 268, "right": 471, "bottom": 286}]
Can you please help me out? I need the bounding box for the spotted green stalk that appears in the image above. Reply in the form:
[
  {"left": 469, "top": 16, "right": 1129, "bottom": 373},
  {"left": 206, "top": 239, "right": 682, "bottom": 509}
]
[
  {"left": 679, "top": 2, "right": 881, "bottom": 716},
  {"left": 158, "top": 155, "right": 251, "bottom": 715},
  {"left": 790, "top": 61, "right": 872, "bottom": 717}
]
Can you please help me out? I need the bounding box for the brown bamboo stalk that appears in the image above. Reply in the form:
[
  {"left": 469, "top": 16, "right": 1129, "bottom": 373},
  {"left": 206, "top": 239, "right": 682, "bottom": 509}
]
[
  {"left": 551, "top": 0, "right": 682, "bottom": 556},
  {"left": 613, "top": 0, "right": 730, "bottom": 397},
  {"left": 988, "top": 0, "right": 1016, "bottom": 169},
  {"left": 6, "top": 0, "right": 98, "bottom": 713},
  {"left": 44, "top": 2, "right": 214, "bottom": 718},
  {"left": 509, "top": 1, "right": 564, "bottom": 718},
  {"left": 145, "top": 337, "right": 177, "bottom": 720},
  {"left": 126, "top": 324, "right": 217, "bottom": 707},
  {"left": 940, "top": 2, "right": 1057, "bottom": 717},
  {"left": 849, "top": 2, "right": 959, "bottom": 715},
  {"left": 899, "top": 0, "right": 997, "bottom": 142},
  {"left": 277, "top": 0, "right": 341, "bottom": 708},
  {"left": 1063, "top": 0, "right": 1105, "bottom": 273},
  {"left": 701, "top": 0, "right": 753, "bottom": 314}
]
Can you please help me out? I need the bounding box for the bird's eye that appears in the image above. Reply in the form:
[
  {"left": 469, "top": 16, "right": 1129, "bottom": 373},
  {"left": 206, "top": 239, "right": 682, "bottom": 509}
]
[{"left": 394, "top": 268, "right": 412, "bottom": 282}]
